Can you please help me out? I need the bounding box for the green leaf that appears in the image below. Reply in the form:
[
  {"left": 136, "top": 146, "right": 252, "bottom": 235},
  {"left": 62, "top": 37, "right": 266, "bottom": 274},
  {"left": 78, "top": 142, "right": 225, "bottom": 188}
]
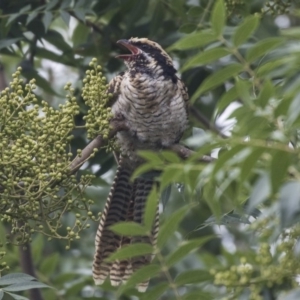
[
  {"left": 26, "top": 11, "right": 39, "bottom": 25},
  {"left": 42, "top": 11, "right": 53, "bottom": 31},
  {"left": 191, "top": 63, "right": 243, "bottom": 102},
  {"left": 232, "top": 15, "right": 259, "bottom": 47},
  {"left": 7, "top": 14, "right": 19, "bottom": 25},
  {"left": 240, "top": 148, "right": 263, "bottom": 183},
  {"left": 160, "top": 166, "right": 182, "bottom": 190},
  {"left": 256, "top": 80, "right": 274, "bottom": 108},
  {"left": 31, "top": 234, "right": 44, "bottom": 265},
  {"left": 166, "top": 236, "right": 214, "bottom": 267},
  {"left": 5, "top": 292, "right": 29, "bottom": 300},
  {"left": 216, "top": 86, "right": 238, "bottom": 114},
  {"left": 248, "top": 173, "right": 270, "bottom": 212},
  {"left": 73, "top": 8, "right": 86, "bottom": 22},
  {"left": 175, "top": 269, "right": 212, "bottom": 286},
  {"left": 40, "top": 253, "right": 59, "bottom": 276},
  {"left": 211, "top": 0, "right": 226, "bottom": 36},
  {"left": 160, "top": 151, "right": 181, "bottom": 163},
  {"left": 213, "top": 145, "right": 245, "bottom": 175},
  {"left": 157, "top": 204, "right": 193, "bottom": 248},
  {"left": 144, "top": 187, "right": 158, "bottom": 231},
  {"left": 106, "top": 243, "right": 153, "bottom": 262},
  {"left": 270, "top": 151, "right": 290, "bottom": 194},
  {"left": 3, "top": 281, "right": 50, "bottom": 292},
  {"left": 137, "top": 151, "right": 164, "bottom": 164},
  {"left": 60, "top": 11, "right": 70, "bottom": 26},
  {"left": 141, "top": 282, "right": 168, "bottom": 300},
  {"left": 169, "top": 31, "right": 216, "bottom": 50},
  {"left": 181, "top": 47, "right": 230, "bottom": 72},
  {"left": 182, "top": 290, "right": 214, "bottom": 300},
  {"left": 246, "top": 37, "right": 284, "bottom": 62},
  {"left": 0, "top": 38, "right": 22, "bottom": 50},
  {"left": 179, "top": 23, "right": 197, "bottom": 34},
  {"left": 118, "top": 264, "right": 160, "bottom": 294},
  {"left": 256, "top": 56, "right": 294, "bottom": 77},
  {"left": 110, "top": 222, "right": 148, "bottom": 236},
  {"left": 0, "top": 274, "right": 35, "bottom": 286},
  {"left": 280, "top": 182, "right": 300, "bottom": 228},
  {"left": 72, "top": 22, "right": 91, "bottom": 47},
  {"left": 46, "top": 0, "right": 59, "bottom": 10}
]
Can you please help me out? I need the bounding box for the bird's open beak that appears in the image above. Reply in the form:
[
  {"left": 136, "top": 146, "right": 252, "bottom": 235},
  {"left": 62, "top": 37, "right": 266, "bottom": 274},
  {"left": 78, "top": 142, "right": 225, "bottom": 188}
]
[{"left": 116, "top": 39, "right": 141, "bottom": 60}]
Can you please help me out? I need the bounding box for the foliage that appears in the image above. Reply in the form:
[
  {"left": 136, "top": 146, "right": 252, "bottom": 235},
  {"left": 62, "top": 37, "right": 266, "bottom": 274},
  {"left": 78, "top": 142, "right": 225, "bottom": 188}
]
[
  {"left": 0, "top": 65, "right": 108, "bottom": 247},
  {"left": 0, "top": 273, "right": 50, "bottom": 300},
  {"left": 1, "top": 0, "right": 300, "bottom": 300}
]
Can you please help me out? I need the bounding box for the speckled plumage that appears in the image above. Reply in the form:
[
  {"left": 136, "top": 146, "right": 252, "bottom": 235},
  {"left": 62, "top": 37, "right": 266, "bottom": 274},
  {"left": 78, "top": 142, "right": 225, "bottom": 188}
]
[{"left": 93, "top": 38, "right": 188, "bottom": 291}]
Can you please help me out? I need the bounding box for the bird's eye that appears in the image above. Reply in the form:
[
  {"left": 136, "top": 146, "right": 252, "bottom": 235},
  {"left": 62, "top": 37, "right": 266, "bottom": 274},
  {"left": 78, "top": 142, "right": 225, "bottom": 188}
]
[{"left": 140, "top": 44, "right": 151, "bottom": 50}]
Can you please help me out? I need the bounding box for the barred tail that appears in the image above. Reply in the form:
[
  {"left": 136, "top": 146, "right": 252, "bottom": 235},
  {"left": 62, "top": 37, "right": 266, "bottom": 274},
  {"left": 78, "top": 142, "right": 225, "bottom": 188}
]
[{"left": 92, "top": 161, "right": 159, "bottom": 292}]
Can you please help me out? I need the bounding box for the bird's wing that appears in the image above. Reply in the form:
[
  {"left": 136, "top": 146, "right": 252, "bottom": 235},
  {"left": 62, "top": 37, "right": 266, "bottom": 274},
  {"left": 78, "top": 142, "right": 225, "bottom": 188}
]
[{"left": 178, "top": 77, "right": 189, "bottom": 113}]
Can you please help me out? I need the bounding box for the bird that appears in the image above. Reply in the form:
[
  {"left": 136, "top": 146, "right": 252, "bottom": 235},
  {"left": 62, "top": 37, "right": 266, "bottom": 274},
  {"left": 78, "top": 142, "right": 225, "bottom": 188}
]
[{"left": 92, "top": 37, "right": 189, "bottom": 292}]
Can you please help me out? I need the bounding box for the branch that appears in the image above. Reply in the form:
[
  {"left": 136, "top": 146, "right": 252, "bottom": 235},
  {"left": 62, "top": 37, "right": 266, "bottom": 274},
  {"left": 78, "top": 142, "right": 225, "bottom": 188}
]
[
  {"left": 19, "top": 238, "right": 44, "bottom": 300},
  {"left": 69, "top": 119, "right": 129, "bottom": 174},
  {"left": 68, "top": 118, "right": 214, "bottom": 174}
]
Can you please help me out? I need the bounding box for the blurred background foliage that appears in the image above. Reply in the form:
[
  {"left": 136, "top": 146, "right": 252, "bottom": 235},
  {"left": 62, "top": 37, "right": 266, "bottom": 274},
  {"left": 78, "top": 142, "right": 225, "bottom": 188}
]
[{"left": 1, "top": 0, "right": 300, "bottom": 299}]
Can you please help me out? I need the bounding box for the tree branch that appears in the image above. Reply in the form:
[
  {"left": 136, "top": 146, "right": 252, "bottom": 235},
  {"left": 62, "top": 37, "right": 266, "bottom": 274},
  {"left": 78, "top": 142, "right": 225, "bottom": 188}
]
[
  {"left": 19, "top": 241, "right": 44, "bottom": 300},
  {"left": 68, "top": 118, "right": 215, "bottom": 174}
]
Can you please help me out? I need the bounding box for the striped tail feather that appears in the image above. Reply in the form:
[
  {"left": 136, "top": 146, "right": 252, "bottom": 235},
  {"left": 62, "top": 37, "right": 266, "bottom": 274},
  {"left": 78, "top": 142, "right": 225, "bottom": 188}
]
[{"left": 93, "top": 160, "right": 159, "bottom": 291}]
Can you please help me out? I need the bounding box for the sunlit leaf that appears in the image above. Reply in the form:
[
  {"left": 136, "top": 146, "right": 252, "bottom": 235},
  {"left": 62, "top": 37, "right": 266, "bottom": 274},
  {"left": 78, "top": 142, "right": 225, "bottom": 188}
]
[
  {"left": 191, "top": 64, "right": 243, "bottom": 102},
  {"left": 175, "top": 269, "right": 212, "bottom": 286},
  {"left": 232, "top": 15, "right": 259, "bottom": 46},
  {"left": 211, "top": 0, "right": 226, "bottom": 36},
  {"left": 182, "top": 47, "right": 230, "bottom": 72},
  {"left": 169, "top": 31, "right": 216, "bottom": 50},
  {"left": 246, "top": 37, "right": 284, "bottom": 62},
  {"left": 110, "top": 222, "right": 148, "bottom": 236}
]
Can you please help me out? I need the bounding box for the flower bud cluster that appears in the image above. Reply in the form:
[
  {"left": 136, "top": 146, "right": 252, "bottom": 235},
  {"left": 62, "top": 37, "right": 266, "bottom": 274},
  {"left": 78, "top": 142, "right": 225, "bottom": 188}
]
[
  {"left": 262, "top": 0, "right": 291, "bottom": 15},
  {"left": 82, "top": 58, "right": 113, "bottom": 143},
  {"left": 0, "top": 68, "right": 97, "bottom": 245},
  {"left": 211, "top": 225, "right": 300, "bottom": 299}
]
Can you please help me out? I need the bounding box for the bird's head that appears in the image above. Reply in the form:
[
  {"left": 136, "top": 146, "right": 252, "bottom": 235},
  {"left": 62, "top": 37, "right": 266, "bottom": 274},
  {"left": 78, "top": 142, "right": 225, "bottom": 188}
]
[{"left": 116, "top": 38, "right": 177, "bottom": 81}]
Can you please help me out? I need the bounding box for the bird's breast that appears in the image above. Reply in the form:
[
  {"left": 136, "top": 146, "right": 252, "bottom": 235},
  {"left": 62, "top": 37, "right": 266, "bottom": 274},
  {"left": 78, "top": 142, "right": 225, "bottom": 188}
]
[{"left": 112, "top": 75, "right": 187, "bottom": 158}]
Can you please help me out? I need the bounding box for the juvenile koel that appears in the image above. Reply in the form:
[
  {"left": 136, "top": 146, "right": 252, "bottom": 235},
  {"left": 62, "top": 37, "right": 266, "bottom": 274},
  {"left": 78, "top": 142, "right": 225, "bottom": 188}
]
[{"left": 93, "top": 37, "right": 189, "bottom": 291}]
